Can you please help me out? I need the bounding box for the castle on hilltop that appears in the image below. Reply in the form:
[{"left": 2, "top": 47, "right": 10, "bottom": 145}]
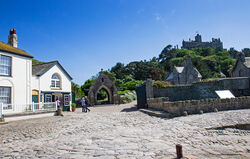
[{"left": 182, "top": 34, "right": 223, "bottom": 49}]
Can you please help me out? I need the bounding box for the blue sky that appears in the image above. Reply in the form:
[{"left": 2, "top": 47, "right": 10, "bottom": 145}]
[{"left": 0, "top": 0, "right": 250, "bottom": 84}]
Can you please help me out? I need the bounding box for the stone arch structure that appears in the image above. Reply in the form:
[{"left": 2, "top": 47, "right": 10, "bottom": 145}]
[{"left": 88, "top": 72, "right": 119, "bottom": 106}]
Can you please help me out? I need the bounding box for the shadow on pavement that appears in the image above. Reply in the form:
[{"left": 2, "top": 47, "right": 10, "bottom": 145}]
[{"left": 120, "top": 106, "right": 138, "bottom": 112}]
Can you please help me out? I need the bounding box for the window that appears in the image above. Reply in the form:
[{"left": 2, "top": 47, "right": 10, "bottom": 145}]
[
  {"left": 64, "top": 95, "right": 70, "bottom": 106},
  {"left": 0, "top": 87, "right": 11, "bottom": 104},
  {"left": 0, "top": 55, "right": 11, "bottom": 76},
  {"left": 51, "top": 74, "right": 61, "bottom": 89},
  {"left": 45, "top": 94, "right": 52, "bottom": 103}
]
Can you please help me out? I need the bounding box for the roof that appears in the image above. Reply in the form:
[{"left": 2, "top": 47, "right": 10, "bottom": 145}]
[
  {"left": 0, "top": 41, "right": 33, "bottom": 58},
  {"left": 32, "top": 61, "right": 73, "bottom": 80},
  {"left": 166, "top": 72, "right": 173, "bottom": 81}
]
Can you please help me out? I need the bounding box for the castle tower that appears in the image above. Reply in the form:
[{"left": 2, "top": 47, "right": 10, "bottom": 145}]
[
  {"left": 8, "top": 28, "right": 18, "bottom": 48},
  {"left": 195, "top": 34, "right": 202, "bottom": 42}
]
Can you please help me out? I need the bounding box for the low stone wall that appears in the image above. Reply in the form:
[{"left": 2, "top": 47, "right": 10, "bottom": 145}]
[
  {"left": 147, "top": 96, "right": 250, "bottom": 117},
  {"left": 153, "top": 77, "right": 250, "bottom": 101}
]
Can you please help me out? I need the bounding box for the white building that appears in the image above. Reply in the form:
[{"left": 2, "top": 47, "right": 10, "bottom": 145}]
[
  {"left": 0, "top": 29, "right": 33, "bottom": 114},
  {"left": 32, "top": 61, "right": 72, "bottom": 110},
  {"left": 0, "top": 29, "right": 72, "bottom": 116}
]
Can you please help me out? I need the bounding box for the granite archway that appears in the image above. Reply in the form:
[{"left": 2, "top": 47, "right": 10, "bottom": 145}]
[{"left": 88, "top": 72, "right": 119, "bottom": 106}]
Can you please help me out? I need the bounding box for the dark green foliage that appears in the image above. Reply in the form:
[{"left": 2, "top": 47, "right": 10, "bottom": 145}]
[
  {"left": 79, "top": 45, "right": 241, "bottom": 95},
  {"left": 242, "top": 48, "right": 250, "bottom": 57},
  {"left": 97, "top": 88, "right": 108, "bottom": 104},
  {"left": 158, "top": 45, "right": 235, "bottom": 78},
  {"left": 80, "top": 79, "right": 95, "bottom": 96},
  {"left": 120, "top": 80, "right": 144, "bottom": 91},
  {"left": 153, "top": 81, "right": 172, "bottom": 88}
]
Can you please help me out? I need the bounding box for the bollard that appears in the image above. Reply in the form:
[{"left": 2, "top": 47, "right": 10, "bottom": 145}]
[
  {"left": 176, "top": 144, "right": 183, "bottom": 159},
  {"left": 57, "top": 108, "right": 63, "bottom": 116}
]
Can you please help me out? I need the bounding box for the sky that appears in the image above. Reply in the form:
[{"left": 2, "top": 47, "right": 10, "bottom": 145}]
[{"left": 0, "top": 0, "right": 250, "bottom": 84}]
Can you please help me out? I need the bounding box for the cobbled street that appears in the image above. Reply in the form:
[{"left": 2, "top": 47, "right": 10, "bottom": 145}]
[{"left": 0, "top": 101, "right": 250, "bottom": 159}]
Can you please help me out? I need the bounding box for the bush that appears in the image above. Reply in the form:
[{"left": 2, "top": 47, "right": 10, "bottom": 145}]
[
  {"left": 118, "top": 90, "right": 132, "bottom": 95},
  {"left": 71, "top": 103, "right": 76, "bottom": 108},
  {"left": 153, "top": 81, "right": 172, "bottom": 88},
  {"left": 119, "top": 91, "right": 136, "bottom": 104},
  {"left": 120, "top": 80, "right": 144, "bottom": 91}
]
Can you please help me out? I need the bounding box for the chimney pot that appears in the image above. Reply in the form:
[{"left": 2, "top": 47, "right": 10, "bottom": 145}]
[{"left": 8, "top": 28, "right": 17, "bottom": 48}]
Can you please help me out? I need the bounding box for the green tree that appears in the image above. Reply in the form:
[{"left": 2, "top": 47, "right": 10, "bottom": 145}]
[
  {"left": 80, "top": 79, "right": 95, "bottom": 96},
  {"left": 242, "top": 48, "right": 250, "bottom": 57}
]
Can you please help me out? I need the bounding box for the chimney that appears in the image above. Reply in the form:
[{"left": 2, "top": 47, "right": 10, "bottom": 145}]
[{"left": 8, "top": 28, "right": 18, "bottom": 48}]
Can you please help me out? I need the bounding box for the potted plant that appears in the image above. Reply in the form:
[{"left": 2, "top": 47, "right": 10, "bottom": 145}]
[{"left": 71, "top": 103, "right": 76, "bottom": 112}]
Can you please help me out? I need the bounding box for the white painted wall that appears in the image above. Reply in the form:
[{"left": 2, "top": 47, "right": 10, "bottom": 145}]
[
  {"left": 40, "top": 65, "right": 71, "bottom": 92},
  {"left": 33, "top": 64, "right": 71, "bottom": 93},
  {"left": 0, "top": 51, "right": 32, "bottom": 113},
  {"left": 31, "top": 76, "right": 39, "bottom": 91}
]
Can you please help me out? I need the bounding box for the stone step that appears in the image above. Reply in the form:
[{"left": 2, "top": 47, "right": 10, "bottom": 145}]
[{"left": 139, "top": 108, "right": 170, "bottom": 118}]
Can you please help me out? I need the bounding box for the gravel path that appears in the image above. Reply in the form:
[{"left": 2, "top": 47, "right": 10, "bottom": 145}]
[{"left": 0, "top": 101, "right": 250, "bottom": 159}]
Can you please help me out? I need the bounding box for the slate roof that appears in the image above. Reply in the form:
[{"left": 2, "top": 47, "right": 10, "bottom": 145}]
[
  {"left": 32, "top": 61, "right": 72, "bottom": 80},
  {"left": 0, "top": 41, "right": 33, "bottom": 58},
  {"left": 166, "top": 72, "right": 173, "bottom": 81}
]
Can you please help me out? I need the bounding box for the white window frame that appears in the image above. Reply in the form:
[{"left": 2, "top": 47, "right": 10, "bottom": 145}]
[
  {"left": 51, "top": 74, "right": 61, "bottom": 89},
  {"left": 0, "top": 87, "right": 11, "bottom": 105},
  {"left": 64, "top": 94, "right": 70, "bottom": 106},
  {"left": 0, "top": 55, "right": 12, "bottom": 76},
  {"left": 45, "top": 94, "right": 52, "bottom": 103}
]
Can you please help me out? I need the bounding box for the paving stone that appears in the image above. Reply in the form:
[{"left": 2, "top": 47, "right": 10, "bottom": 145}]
[{"left": 0, "top": 102, "right": 249, "bottom": 158}]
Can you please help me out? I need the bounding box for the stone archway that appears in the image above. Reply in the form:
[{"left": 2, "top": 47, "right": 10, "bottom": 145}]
[{"left": 88, "top": 72, "right": 119, "bottom": 106}]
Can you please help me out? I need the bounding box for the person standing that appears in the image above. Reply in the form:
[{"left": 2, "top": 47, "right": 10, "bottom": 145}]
[
  {"left": 84, "top": 96, "right": 90, "bottom": 112},
  {"left": 80, "top": 97, "right": 86, "bottom": 112},
  {"left": 56, "top": 98, "right": 61, "bottom": 109}
]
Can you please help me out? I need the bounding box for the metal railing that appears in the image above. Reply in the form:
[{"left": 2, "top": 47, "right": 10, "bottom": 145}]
[{"left": 0, "top": 102, "right": 57, "bottom": 116}]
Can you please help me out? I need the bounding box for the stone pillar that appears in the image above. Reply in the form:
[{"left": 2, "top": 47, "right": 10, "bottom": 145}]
[
  {"left": 146, "top": 79, "right": 153, "bottom": 99},
  {"left": 113, "top": 94, "right": 120, "bottom": 105}
]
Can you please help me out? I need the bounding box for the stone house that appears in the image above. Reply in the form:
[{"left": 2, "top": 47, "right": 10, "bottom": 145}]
[
  {"left": 231, "top": 56, "right": 250, "bottom": 77},
  {"left": 32, "top": 61, "right": 72, "bottom": 110},
  {"left": 166, "top": 56, "right": 202, "bottom": 85},
  {"left": 0, "top": 29, "right": 33, "bottom": 114}
]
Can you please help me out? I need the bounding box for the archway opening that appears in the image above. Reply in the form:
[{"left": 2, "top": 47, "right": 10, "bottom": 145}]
[{"left": 96, "top": 88, "right": 110, "bottom": 105}]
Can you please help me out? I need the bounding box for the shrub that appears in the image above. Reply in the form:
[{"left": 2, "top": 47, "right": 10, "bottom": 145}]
[
  {"left": 119, "top": 91, "right": 136, "bottom": 104},
  {"left": 120, "top": 80, "right": 144, "bottom": 91},
  {"left": 71, "top": 103, "right": 76, "bottom": 108},
  {"left": 153, "top": 81, "right": 172, "bottom": 88},
  {"left": 118, "top": 90, "right": 132, "bottom": 95}
]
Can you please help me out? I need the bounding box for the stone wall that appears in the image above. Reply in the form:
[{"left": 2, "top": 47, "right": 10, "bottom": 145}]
[
  {"left": 153, "top": 77, "right": 250, "bottom": 101},
  {"left": 147, "top": 96, "right": 250, "bottom": 117}
]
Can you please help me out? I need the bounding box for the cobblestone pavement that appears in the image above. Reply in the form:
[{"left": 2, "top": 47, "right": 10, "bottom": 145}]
[{"left": 0, "top": 101, "right": 250, "bottom": 159}]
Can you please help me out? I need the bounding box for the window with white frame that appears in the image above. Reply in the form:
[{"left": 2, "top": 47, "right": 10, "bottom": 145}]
[
  {"left": 0, "top": 55, "right": 11, "bottom": 76},
  {"left": 64, "top": 95, "right": 70, "bottom": 106},
  {"left": 0, "top": 87, "right": 11, "bottom": 104},
  {"left": 45, "top": 94, "right": 52, "bottom": 103},
  {"left": 51, "top": 74, "right": 61, "bottom": 89}
]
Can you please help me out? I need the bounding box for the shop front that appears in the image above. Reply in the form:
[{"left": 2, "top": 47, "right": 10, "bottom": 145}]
[{"left": 41, "top": 91, "right": 71, "bottom": 111}]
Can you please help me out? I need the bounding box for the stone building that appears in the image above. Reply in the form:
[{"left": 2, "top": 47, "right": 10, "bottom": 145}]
[
  {"left": 182, "top": 34, "right": 223, "bottom": 49},
  {"left": 88, "top": 71, "right": 119, "bottom": 106},
  {"left": 231, "top": 56, "right": 250, "bottom": 77},
  {"left": 166, "top": 56, "right": 202, "bottom": 85}
]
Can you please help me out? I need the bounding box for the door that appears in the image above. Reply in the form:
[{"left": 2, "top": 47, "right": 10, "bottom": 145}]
[
  {"left": 136, "top": 84, "right": 147, "bottom": 109},
  {"left": 32, "top": 95, "right": 38, "bottom": 103}
]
